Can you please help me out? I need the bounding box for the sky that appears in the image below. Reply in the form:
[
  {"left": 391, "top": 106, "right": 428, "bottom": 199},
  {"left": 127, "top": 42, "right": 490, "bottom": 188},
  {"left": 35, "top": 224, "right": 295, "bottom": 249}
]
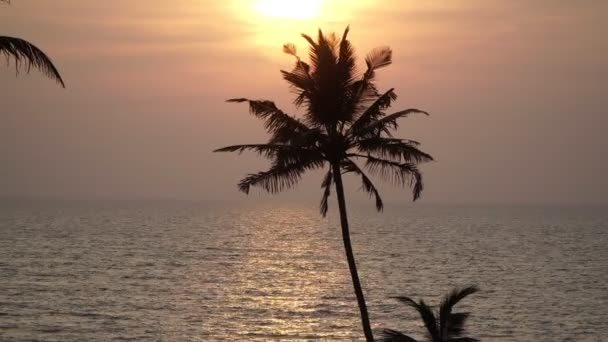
[{"left": 1, "top": 0, "right": 607, "bottom": 205}]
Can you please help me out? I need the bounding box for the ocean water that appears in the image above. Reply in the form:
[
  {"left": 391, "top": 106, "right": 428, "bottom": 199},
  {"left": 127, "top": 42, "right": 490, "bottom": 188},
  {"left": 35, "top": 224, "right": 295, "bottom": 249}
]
[{"left": 0, "top": 200, "right": 606, "bottom": 341}]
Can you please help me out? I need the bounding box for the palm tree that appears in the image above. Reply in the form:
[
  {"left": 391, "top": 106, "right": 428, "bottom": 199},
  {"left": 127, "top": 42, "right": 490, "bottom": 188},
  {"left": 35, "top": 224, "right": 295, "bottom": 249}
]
[
  {"left": 381, "top": 286, "right": 480, "bottom": 342},
  {"left": 1, "top": 0, "right": 64, "bottom": 87},
  {"left": 214, "top": 27, "right": 432, "bottom": 341}
]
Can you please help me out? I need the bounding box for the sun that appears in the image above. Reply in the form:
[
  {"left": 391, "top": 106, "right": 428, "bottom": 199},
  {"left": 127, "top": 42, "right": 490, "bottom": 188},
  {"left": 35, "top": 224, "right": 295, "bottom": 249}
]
[{"left": 255, "top": 0, "right": 324, "bottom": 19}]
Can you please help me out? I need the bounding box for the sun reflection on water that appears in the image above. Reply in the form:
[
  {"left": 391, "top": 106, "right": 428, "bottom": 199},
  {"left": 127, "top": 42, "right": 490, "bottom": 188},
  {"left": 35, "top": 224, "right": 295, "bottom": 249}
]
[{"left": 225, "top": 206, "right": 354, "bottom": 339}]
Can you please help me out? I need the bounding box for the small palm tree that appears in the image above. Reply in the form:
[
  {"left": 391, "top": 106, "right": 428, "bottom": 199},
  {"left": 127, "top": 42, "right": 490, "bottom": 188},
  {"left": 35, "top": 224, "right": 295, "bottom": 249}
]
[
  {"left": 1, "top": 0, "right": 64, "bottom": 87},
  {"left": 381, "top": 286, "right": 480, "bottom": 342},
  {"left": 214, "top": 27, "right": 432, "bottom": 341}
]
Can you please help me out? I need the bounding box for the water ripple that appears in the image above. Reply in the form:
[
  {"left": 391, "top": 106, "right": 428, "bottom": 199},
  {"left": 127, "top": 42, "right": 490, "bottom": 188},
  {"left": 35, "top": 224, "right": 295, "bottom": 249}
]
[{"left": 0, "top": 202, "right": 606, "bottom": 341}]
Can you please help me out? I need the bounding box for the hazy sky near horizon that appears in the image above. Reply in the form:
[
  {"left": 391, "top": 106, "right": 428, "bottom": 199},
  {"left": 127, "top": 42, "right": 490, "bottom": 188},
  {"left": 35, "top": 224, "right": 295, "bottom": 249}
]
[{"left": 1, "top": 0, "right": 607, "bottom": 204}]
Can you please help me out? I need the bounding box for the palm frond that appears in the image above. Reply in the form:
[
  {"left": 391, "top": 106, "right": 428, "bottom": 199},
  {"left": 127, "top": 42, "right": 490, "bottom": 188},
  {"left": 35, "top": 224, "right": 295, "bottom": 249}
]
[
  {"left": 283, "top": 43, "right": 297, "bottom": 57},
  {"left": 306, "top": 28, "right": 338, "bottom": 73},
  {"left": 301, "top": 33, "right": 317, "bottom": 49},
  {"left": 238, "top": 156, "right": 325, "bottom": 194},
  {"left": 356, "top": 138, "right": 434, "bottom": 164},
  {"left": 395, "top": 297, "right": 439, "bottom": 340},
  {"left": 274, "top": 148, "right": 324, "bottom": 168},
  {"left": 334, "top": 27, "right": 359, "bottom": 126},
  {"left": 281, "top": 64, "right": 314, "bottom": 107},
  {"left": 281, "top": 66, "right": 312, "bottom": 91},
  {"left": 302, "top": 29, "right": 356, "bottom": 126},
  {"left": 0, "top": 36, "right": 65, "bottom": 87},
  {"left": 445, "top": 312, "right": 471, "bottom": 337},
  {"left": 268, "top": 126, "right": 326, "bottom": 147},
  {"left": 238, "top": 166, "right": 302, "bottom": 194},
  {"left": 379, "top": 329, "right": 418, "bottom": 342},
  {"left": 351, "top": 154, "right": 424, "bottom": 201},
  {"left": 354, "top": 108, "right": 429, "bottom": 138},
  {"left": 281, "top": 39, "right": 314, "bottom": 108},
  {"left": 438, "top": 286, "right": 479, "bottom": 339},
  {"left": 319, "top": 169, "right": 333, "bottom": 216},
  {"left": 213, "top": 144, "right": 286, "bottom": 157},
  {"left": 349, "top": 47, "right": 392, "bottom": 107},
  {"left": 226, "top": 98, "right": 310, "bottom": 135},
  {"left": 349, "top": 88, "right": 397, "bottom": 131},
  {"left": 346, "top": 78, "right": 381, "bottom": 120},
  {"left": 412, "top": 171, "right": 423, "bottom": 201},
  {"left": 214, "top": 144, "right": 321, "bottom": 168},
  {"left": 439, "top": 286, "right": 479, "bottom": 317},
  {"left": 342, "top": 159, "right": 383, "bottom": 211},
  {"left": 346, "top": 51, "right": 388, "bottom": 119},
  {"left": 337, "top": 25, "right": 356, "bottom": 87},
  {"left": 365, "top": 46, "right": 392, "bottom": 71}
]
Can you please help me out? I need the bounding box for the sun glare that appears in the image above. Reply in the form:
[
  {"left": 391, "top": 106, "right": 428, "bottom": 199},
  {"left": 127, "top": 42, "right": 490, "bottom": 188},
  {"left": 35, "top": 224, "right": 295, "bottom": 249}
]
[
  {"left": 236, "top": 0, "right": 365, "bottom": 56},
  {"left": 255, "top": 0, "right": 324, "bottom": 19}
]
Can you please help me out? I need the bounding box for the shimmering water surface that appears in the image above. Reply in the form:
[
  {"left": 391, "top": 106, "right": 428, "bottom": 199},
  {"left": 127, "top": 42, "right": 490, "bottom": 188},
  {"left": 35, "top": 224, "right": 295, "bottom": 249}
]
[{"left": 0, "top": 201, "right": 607, "bottom": 341}]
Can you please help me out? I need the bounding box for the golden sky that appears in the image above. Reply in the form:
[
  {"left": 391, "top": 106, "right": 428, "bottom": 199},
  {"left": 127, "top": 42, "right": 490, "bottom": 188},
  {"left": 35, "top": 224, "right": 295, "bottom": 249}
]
[{"left": 1, "top": 0, "right": 607, "bottom": 204}]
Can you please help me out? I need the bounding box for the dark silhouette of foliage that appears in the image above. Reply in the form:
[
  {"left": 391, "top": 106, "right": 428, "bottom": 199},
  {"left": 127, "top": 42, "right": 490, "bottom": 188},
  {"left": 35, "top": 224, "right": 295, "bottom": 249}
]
[
  {"left": 1, "top": 0, "right": 65, "bottom": 87},
  {"left": 381, "top": 286, "right": 480, "bottom": 342},
  {"left": 215, "top": 27, "right": 432, "bottom": 341}
]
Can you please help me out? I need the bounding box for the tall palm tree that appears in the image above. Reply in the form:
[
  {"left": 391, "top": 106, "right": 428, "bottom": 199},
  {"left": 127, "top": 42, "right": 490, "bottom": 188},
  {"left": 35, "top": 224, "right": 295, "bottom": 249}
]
[
  {"left": 214, "top": 27, "right": 432, "bottom": 341},
  {"left": 381, "top": 286, "right": 480, "bottom": 342},
  {"left": 1, "top": 0, "right": 64, "bottom": 87}
]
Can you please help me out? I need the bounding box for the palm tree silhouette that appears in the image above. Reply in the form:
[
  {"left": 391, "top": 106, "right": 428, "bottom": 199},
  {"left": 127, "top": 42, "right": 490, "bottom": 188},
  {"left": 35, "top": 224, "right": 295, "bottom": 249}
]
[
  {"left": 381, "top": 286, "right": 480, "bottom": 342},
  {"left": 215, "top": 27, "right": 432, "bottom": 341},
  {"left": 1, "top": 0, "right": 64, "bottom": 87}
]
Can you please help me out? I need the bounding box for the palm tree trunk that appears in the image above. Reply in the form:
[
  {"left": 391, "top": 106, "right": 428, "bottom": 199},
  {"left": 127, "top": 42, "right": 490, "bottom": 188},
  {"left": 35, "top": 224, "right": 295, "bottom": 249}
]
[{"left": 332, "top": 163, "right": 374, "bottom": 342}]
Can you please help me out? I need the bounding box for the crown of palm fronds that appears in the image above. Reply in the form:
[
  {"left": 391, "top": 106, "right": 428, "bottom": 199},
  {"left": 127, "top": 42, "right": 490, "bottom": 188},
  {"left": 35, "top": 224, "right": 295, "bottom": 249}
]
[
  {"left": 381, "top": 286, "right": 480, "bottom": 342},
  {"left": 215, "top": 27, "right": 432, "bottom": 216},
  {"left": 1, "top": 1, "right": 65, "bottom": 87}
]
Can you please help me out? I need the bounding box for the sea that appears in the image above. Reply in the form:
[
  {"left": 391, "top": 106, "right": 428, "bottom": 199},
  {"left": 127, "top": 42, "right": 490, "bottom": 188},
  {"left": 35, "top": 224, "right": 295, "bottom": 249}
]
[{"left": 0, "top": 200, "right": 606, "bottom": 341}]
